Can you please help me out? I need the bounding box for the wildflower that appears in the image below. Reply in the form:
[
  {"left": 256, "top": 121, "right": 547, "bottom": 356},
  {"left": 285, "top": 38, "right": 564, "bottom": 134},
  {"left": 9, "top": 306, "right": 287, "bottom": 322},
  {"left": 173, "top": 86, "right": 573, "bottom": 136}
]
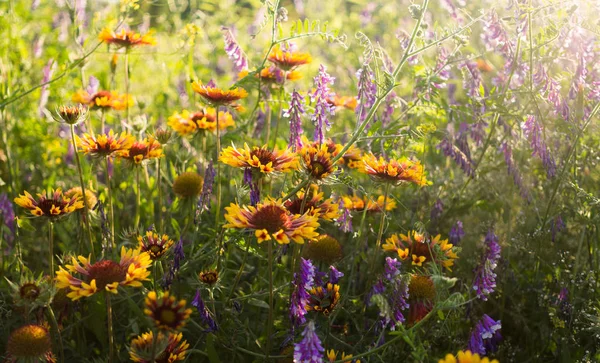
[
  {"left": 98, "top": 27, "right": 156, "bottom": 48},
  {"left": 152, "top": 128, "right": 174, "bottom": 146},
  {"left": 408, "top": 275, "right": 435, "bottom": 324},
  {"left": 198, "top": 270, "right": 219, "bottom": 286},
  {"left": 65, "top": 187, "right": 98, "bottom": 210},
  {"left": 239, "top": 67, "right": 302, "bottom": 84},
  {"left": 381, "top": 92, "right": 397, "bottom": 127},
  {"left": 336, "top": 202, "right": 353, "bottom": 233},
  {"left": 327, "top": 95, "right": 358, "bottom": 111},
  {"left": 290, "top": 258, "right": 316, "bottom": 326},
  {"left": 383, "top": 231, "right": 459, "bottom": 271},
  {"left": 298, "top": 142, "right": 339, "bottom": 181},
  {"left": 249, "top": 181, "right": 261, "bottom": 206},
  {"left": 144, "top": 291, "right": 192, "bottom": 331},
  {"left": 0, "top": 193, "right": 16, "bottom": 244},
  {"left": 430, "top": 198, "right": 444, "bottom": 221},
  {"left": 222, "top": 27, "right": 248, "bottom": 72},
  {"left": 173, "top": 172, "right": 203, "bottom": 199},
  {"left": 167, "top": 109, "right": 235, "bottom": 136},
  {"left": 268, "top": 46, "right": 312, "bottom": 71},
  {"left": 551, "top": 215, "right": 565, "bottom": 242},
  {"left": 6, "top": 271, "right": 55, "bottom": 311},
  {"left": 55, "top": 246, "right": 151, "bottom": 300},
  {"left": 460, "top": 61, "right": 484, "bottom": 100},
  {"left": 224, "top": 199, "right": 319, "bottom": 244},
  {"left": 77, "top": 130, "right": 135, "bottom": 158},
  {"left": 355, "top": 67, "right": 377, "bottom": 125},
  {"left": 368, "top": 258, "right": 409, "bottom": 330},
  {"left": 437, "top": 138, "right": 474, "bottom": 176},
  {"left": 285, "top": 90, "right": 305, "bottom": 151},
  {"left": 284, "top": 187, "right": 339, "bottom": 221},
  {"left": 303, "top": 234, "right": 343, "bottom": 265},
  {"left": 311, "top": 65, "right": 336, "bottom": 144},
  {"left": 191, "top": 81, "right": 248, "bottom": 106},
  {"left": 438, "top": 350, "right": 499, "bottom": 363},
  {"left": 117, "top": 137, "right": 163, "bottom": 164},
  {"left": 327, "top": 349, "right": 359, "bottom": 363},
  {"left": 53, "top": 104, "right": 88, "bottom": 125},
  {"left": 499, "top": 143, "right": 530, "bottom": 201},
  {"left": 328, "top": 266, "right": 344, "bottom": 284},
  {"left": 481, "top": 10, "right": 513, "bottom": 58},
  {"left": 6, "top": 324, "right": 54, "bottom": 361},
  {"left": 191, "top": 289, "right": 218, "bottom": 332},
  {"left": 129, "top": 331, "right": 189, "bottom": 363},
  {"left": 521, "top": 115, "right": 556, "bottom": 178},
  {"left": 468, "top": 315, "right": 502, "bottom": 356},
  {"left": 473, "top": 230, "right": 501, "bottom": 301},
  {"left": 219, "top": 144, "right": 298, "bottom": 175},
  {"left": 14, "top": 188, "right": 84, "bottom": 219},
  {"left": 196, "top": 161, "right": 215, "bottom": 217},
  {"left": 307, "top": 283, "right": 341, "bottom": 316},
  {"left": 72, "top": 89, "right": 133, "bottom": 110},
  {"left": 449, "top": 221, "right": 465, "bottom": 245},
  {"left": 38, "top": 59, "right": 55, "bottom": 117},
  {"left": 340, "top": 194, "right": 397, "bottom": 213},
  {"left": 138, "top": 230, "right": 175, "bottom": 260},
  {"left": 361, "top": 154, "right": 428, "bottom": 186},
  {"left": 293, "top": 321, "right": 324, "bottom": 363}
]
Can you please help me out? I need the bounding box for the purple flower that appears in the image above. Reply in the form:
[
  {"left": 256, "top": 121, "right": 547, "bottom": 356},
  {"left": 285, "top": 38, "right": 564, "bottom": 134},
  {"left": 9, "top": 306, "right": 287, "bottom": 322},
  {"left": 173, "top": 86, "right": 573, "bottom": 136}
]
[
  {"left": 335, "top": 200, "right": 353, "bottom": 233},
  {"left": 460, "top": 61, "right": 484, "bottom": 100},
  {"left": 173, "top": 238, "right": 185, "bottom": 271},
  {"left": 32, "top": 35, "right": 44, "bottom": 59},
  {"left": 437, "top": 138, "right": 474, "bottom": 176},
  {"left": 430, "top": 198, "right": 443, "bottom": 221},
  {"left": 192, "top": 289, "right": 218, "bottom": 332},
  {"left": 534, "top": 65, "right": 569, "bottom": 120},
  {"left": 522, "top": 115, "right": 556, "bottom": 178},
  {"left": 222, "top": 27, "right": 248, "bottom": 73},
  {"left": 86, "top": 75, "right": 99, "bottom": 96},
  {"left": 253, "top": 108, "right": 267, "bottom": 139},
  {"left": 0, "top": 193, "right": 15, "bottom": 245},
  {"left": 355, "top": 67, "right": 377, "bottom": 126},
  {"left": 290, "top": 258, "right": 316, "bottom": 327},
  {"left": 310, "top": 65, "right": 336, "bottom": 144},
  {"left": 381, "top": 92, "right": 397, "bottom": 127},
  {"left": 384, "top": 257, "right": 401, "bottom": 281},
  {"left": 284, "top": 90, "right": 305, "bottom": 151},
  {"left": 468, "top": 314, "right": 502, "bottom": 355},
  {"left": 293, "top": 321, "right": 324, "bottom": 363},
  {"left": 449, "top": 221, "right": 464, "bottom": 246},
  {"left": 38, "top": 59, "right": 55, "bottom": 117},
  {"left": 500, "top": 142, "right": 530, "bottom": 201},
  {"left": 328, "top": 266, "right": 344, "bottom": 284},
  {"left": 551, "top": 215, "right": 565, "bottom": 242},
  {"left": 482, "top": 10, "right": 513, "bottom": 58},
  {"left": 369, "top": 258, "right": 409, "bottom": 330},
  {"left": 196, "top": 161, "right": 215, "bottom": 221},
  {"left": 249, "top": 183, "right": 260, "bottom": 206},
  {"left": 473, "top": 230, "right": 501, "bottom": 301}
]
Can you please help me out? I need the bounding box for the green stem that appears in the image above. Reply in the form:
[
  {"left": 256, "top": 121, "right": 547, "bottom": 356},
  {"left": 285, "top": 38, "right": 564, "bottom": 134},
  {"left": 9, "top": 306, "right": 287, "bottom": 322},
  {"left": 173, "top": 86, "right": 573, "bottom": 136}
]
[
  {"left": 46, "top": 306, "right": 64, "bottom": 363},
  {"left": 265, "top": 241, "right": 274, "bottom": 360},
  {"left": 106, "top": 292, "right": 114, "bottom": 363},
  {"left": 71, "top": 125, "right": 95, "bottom": 260},
  {"left": 270, "top": 81, "right": 286, "bottom": 148},
  {"left": 135, "top": 167, "right": 141, "bottom": 228},
  {"left": 375, "top": 183, "right": 391, "bottom": 250},
  {"left": 48, "top": 221, "right": 54, "bottom": 275},
  {"left": 106, "top": 157, "right": 115, "bottom": 252},
  {"left": 125, "top": 49, "right": 130, "bottom": 126},
  {"left": 158, "top": 158, "right": 163, "bottom": 233},
  {"left": 215, "top": 110, "right": 222, "bottom": 229}
]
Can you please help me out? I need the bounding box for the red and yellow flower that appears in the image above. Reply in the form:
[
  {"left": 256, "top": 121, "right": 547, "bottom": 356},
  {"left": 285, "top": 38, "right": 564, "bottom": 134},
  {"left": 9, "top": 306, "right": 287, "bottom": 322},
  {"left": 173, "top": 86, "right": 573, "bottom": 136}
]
[
  {"left": 340, "top": 194, "right": 397, "bottom": 213},
  {"left": 224, "top": 199, "right": 319, "bottom": 244},
  {"left": 129, "top": 331, "right": 189, "bottom": 363},
  {"left": 191, "top": 82, "right": 248, "bottom": 106},
  {"left": 382, "top": 231, "right": 459, "bottom": 271},
  {"left": 138, "top": 231, "right": 174, "bottom": 260},
  {"left": 298, "top": 142, "right": 339, "bottom": 181},
  {"left": 14, "top": 189, "right": 84, "bottom": 218},
  {"left": 72, "top": 89, "right": 133, "bottom": 110},
  {"left": 307, "top": 283, "right": 340, "bottom": 316},
  {"left": 220, "top": 144, "right": 298, "bottom": 175},
  {"left": 361, "top": 153, "right": 428, "bottom": 186},
  {"left": 284, "top": 186, "right": 339, "bottom": 221},
  {"left": 117, "top": 137, "right": 163, "bottom": 164},
  {"left": 144, "top": 291, "right": 192, "bottom": 331},
  {"left": 327, "top": 349, "right": 360, "bottom": 363},
  {"left": 98, "top": 27, "right": 156, "bottom": 48},
  {"left": 167, "top": 109, "right": 235, "bottom": 136},
  {"left": 55, "top": 246, "right": 151, "bottom": 300},
  {"left": 77, "top": 130, "right": 135, "bottom": 158},
  {"left": 439, "top": 350, "right": 499, "bottom": 363},
  {"left": 267, "top": 47, "right": 312, "bottom": 70}
]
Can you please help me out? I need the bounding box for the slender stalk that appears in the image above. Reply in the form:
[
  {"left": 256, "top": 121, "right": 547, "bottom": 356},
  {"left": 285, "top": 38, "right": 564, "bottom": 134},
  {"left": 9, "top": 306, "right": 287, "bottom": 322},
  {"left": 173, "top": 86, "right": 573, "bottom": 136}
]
[
  {"left": 106, "top": 292, "right": 114, "bottom": 363},
  {"left": 70, "top": 125, "right": 95, "bottom": 260},
  {"left": 48, "top": 221, "right": 54, "bottom": 275},
  {"left": 100, "top": 109, "right": 106, "bottom": 134},
  {"left": 270, "top": 80, "right": 286, "bottom": 148},
  {"left": 215, "top": 109, "right": 222, "bottom": 229},
  {"left": 264, "top": 103, "right": 273, "bottom": 147},
  {"left": 105, "top": 157, "right": 115, "bottom": 252},
  {"left": 124, "top": 48, "right": 130, "bottom": 126},
  {"left": 157, "top": 158, "right": 164, "bottom": 233},
  {"left": 375, "top": 183, "right": 391, "bottom": 250},
  {"left": 46, "top": 305, "right": 64, "bottom": 363},
  {"left": 150, "top": 331, "right": 158, "bottom": 363},
  {"left": 265, "top": 241, "right": 274, "bottom": 360},
  {"left": 135, "top": 167, "right": 141, "bottom": 227}
]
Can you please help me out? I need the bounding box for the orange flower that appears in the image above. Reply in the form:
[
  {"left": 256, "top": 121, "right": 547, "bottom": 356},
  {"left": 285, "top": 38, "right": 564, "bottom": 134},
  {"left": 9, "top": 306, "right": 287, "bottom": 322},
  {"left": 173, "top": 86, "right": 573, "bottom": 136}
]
[
  {"left": 99, "top": 28, "right": 156, "bottom": 48},
  {"left": 268, "top": 47, "right": 312, "bottom": 70},
  {"left": 117, "top": 138, "right": 163, "bottom": 164},
  {"left": 191, "top": 82, "right": 248, "bottom": 106},
  {"left": 284, "top": 186, "right": 340, "bottom": 221},
  {"left": 77, "top": 130, "right": 135, "bottom": 158},
  {"left": 220, "top": 144, "right": 298, "bottom": 175},
  {"left": 340, "top": 194, "right": 397, "bottom": 213},
  {"left": 14, "top": 189, "right": 84, "bottom": 219},
  {"left": 361, "top": 153, "right": 428, "bottom": 186},
  {"left": 238, "top": 67, "right": 302, "bottom": 84},
  {"left": 167, "top": 109, "right": 235, "bottom": 136},
  {"left": 72, "top": 89, "right": 133, "bottom": 111},
  {"left": 327, "top": 95, "right": 358, "bottom": 110},
  {"left": 382, "top": 231, "right": 459, "bottom": 271}
]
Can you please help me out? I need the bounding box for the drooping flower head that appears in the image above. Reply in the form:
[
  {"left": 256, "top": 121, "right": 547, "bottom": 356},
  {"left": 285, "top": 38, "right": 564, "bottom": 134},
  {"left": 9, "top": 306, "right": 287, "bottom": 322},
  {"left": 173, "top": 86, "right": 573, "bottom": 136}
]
[
  {"left": 382, "top": 231, "right": 459, "bottom": 271},
  {"left": 472, "top": 230, "right": 501, "bottom": 301},
  {"left": 191, "top": 81, "right": 248, "bottom": 107},
  {"left": 72, "top": 89, "right": 133, "bottom": 110},
  {"left": 6, "top": 324, "right": 55, "bottom": 362},
  {"left": 138, "top": 230, "right": 175, "bottom": 260},
  {"left": 99, "top": 27, "right": 156, "bottom": 48},
  {"left": 268, "top": 46, "right": 312, "bottom": 71},
  {"left": 117, "top": 137, "right": 163, "bottom": 165},
  {"left": 220, "top": 143, "right": 298, "bottom": 175},
  {"left": 167, "top": 109, "right": 235, "bottom": 136},
  {"left": 438, "top": 350, "right": 499, "bottom": 363},
  {"left": 191, "top": 289, "right": 218, "bottom": 332},
  {"left": 14, "top": 188, "right": 84, "bottom": 219},
  {"left": 144, "top": 291, "right": 193, "bottom": 331},
  {"left": 77, "top": 130, "right": 135, "bottom": 158},
  {"left": 293, "top": 321, "right": 324, "bottom": 363},
  {"left": 468, "top": 315, "right": 502, "bottom": 356},
  {"left": 284, "top": 186, "right": 339, "bottom": 221},
  {"left": 311, "top": 65, "right": 336, "bottom": 144},
  {"left": 55, "top": 246, "right": 151, "bottom": 300},
  {"left": 65, "top": 187, "right": 98, "bottom": 210},
  {"left": 224, "top": 199, "right": 319, "bottom": 244},
  {"left": 129, "top": 331, "right": 189, "bottom": 363},
  {"left": 198, "top": 269, "right": 219, "bottom": 286},
  {"left": 361, "top": 154, "right": 428, "bottom": 186}
]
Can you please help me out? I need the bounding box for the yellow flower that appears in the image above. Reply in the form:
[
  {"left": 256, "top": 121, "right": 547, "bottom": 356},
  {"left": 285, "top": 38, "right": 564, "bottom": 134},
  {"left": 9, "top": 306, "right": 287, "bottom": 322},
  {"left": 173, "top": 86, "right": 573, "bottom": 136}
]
[
  {"left": 382, "top": 231, "right": 459, "bottom": 271},
  {"left": 65, "top": 187, "right": 98, "bottom": 210},
  {"left": 144, "top": 291, "right": 192, "bottom": 331},
  {"left": 14, "top": 188, "right": 84, "bottom": 218},
  {"left": 439, "top": 350, "right": 499, "bottom": 363},
  {"left": 284, "top": 186, "right": 339, "bottom": 221},
  {"left": 340, "top": 194, "right": 396, "bottom": 213},
  {"left": 72, "top": 89, "right": 133, "bottom": 110},
  {"left": 327, "top": 95, "right": 358, "bottom": 111},
  {"left": 298, "top": 142, "right": 339, "bottom": 181},
  {"left": 168, "top": 109, "right": 235, "bottom": 136},
  {"left": 327, "top": 349, "right": 360, "bottom": 363},
  {"left": 6, "top": 324, "right": 54, "bottom": 361},
  {"left": 77, "top": 130, "right": 135, "bottom": 158},
  {"left": 238, "top": 67, "right": 303, "bottom": 84},
  {"left": 307, "top": 283, "right": 340, "bottom": 316},
  {"left": 172, "top": 172, "right": 203, "bottom": 199},
  {"left": 224, "top": 199, "right": 319, "bottom": 244},
  {"left": 117, "top": 137, "right": 163, "bottom": 164},
  {"left": 129, "top": 331, "right": 189, "bottom": 363},
  {"left": 268, "top": 47, "right": 312, "bottom": 70},
  {"left": 55, "top": 246, "right": 151, "bottom": 300},
  {"left": 191, "top": 81, "right": 248, "bottom": 106},
  {"left": 138, "top": 231, "right": 174, "bottom": 260},
  {"left": 220, "top": 143, "right": 298, "bottom": 175},
  {"left": 98, "top": 27, "right": 156, "bottom": 47},
  {"left": 361, "top": 153, "right": 428, "bottom": 186}
]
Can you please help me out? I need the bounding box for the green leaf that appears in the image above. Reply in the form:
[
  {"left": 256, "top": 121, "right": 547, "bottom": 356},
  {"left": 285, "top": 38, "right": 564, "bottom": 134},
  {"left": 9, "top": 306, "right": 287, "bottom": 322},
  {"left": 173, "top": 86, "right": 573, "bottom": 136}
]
[
  {"left": 248, "top": 298, "right": 270, "bottom": 309},
  {"left": 206, "top": 333, "right": 222, "bottom": 363}
]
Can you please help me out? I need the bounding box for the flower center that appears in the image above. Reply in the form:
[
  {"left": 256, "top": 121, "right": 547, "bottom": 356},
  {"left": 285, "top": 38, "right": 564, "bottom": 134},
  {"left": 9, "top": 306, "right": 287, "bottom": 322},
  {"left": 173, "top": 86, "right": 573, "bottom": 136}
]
[
  {"left": 191, "top": 112, "right": 215, "bottom": 123},
  {"left": 250, "top": 148, "right": 277, "bottom": 166},
  {"left": 37, "top": 199, "right": 62, "bottom": 215},
  {"left": 411, "top": 242, "right": 433, "bottom": 263},
  {"left": 159, "top": 308, "right": 177, "bottom": 324},
  {"left": 149, "top": 245, "right": 163, "bottom": 255},
  {"left": 87, "top": 260, "right": 127, "bottom": 290},
  {"left": 20, "top": 283, "right": 41, "bottom": 300},
  {"left": 284, "top": 198, "right": 316, "bottom": 215},
  {"left": 249, "top": 205, "right": 291, "bottom": 233}
]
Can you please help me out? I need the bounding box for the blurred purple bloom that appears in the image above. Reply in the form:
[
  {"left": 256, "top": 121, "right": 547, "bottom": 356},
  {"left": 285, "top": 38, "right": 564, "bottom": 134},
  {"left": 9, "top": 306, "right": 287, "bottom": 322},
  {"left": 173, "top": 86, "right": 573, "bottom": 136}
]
[
  {"left": 355, "top": 67, "right": 377, "bottom": 126},
  {"left": 74, "top": 0, "right": 87, "bottom": 27},
  {"left": 384, "top": 257, "right": 401, "bottom": 281},
  {"left": 437, "top": 138, "right": 474, "bottom": 176},
  {"left": 196, "top": 161, "right": 216, "bottom": 220},
  {"left": 468, "top": 314, "right": 502, "bottom": 355},
  {"left": 284, "top": 90, "right": 305, "bottom": 151},
  {"left": 551, "top": 215, "right": 565, "bottom": 242},
  {"left": 328, "top": 266, "right": 344, "bottom": 284},
  {"left": 449, "top": 221, "right": 464, "bottom": 245},
  {"left": 38, "top": 59, "right": 55, "bottom": 117},
  {"left": 522, "top": 115, "right": 556, "bottom": 178},
  {"left": 469, "top": 121, "right": 488, "bottom": 146},
  {"left": 31, "top": 0, "right": 40, "bottom": 10},
  {"left": 500, "top": 142, "right": 530, "bottom": 201},
  {"left": 369, "top": 258, "right": 409, "bottom": 330},
  {"left": 32, "top": 35, "right": 44, "bottom": 59},
  {"left": 360, "top": 3, "right": 377, "bottom": 27},
  {"left": 535, "top": 65, "right": 569, "bottom": 120},
  {"left": 440, "top": 0, "right": 464, "bottom": 23},
  {"left": 222, "top": 27, "right": 248, "bottom": 73},
  {"left": 0, "top": 193, "right": 15, "bottom": 245},
  {"left": 290, "top": 258, "right": 316, "bottom": 327},
  {"left": 460, "top": 61, "right": 484, "bottom": 100},
  {"left": 397, "top": 31, "right": 418, "bottom": 65},
  {"left": 430, "top": 198, "right": 443, "bottom": 221},
  {"left": 381, "top": 92, "right": 396, "bottom": 127},
  {"left": 293, "top": 321, "right": 324, "bottom": 363},
  {"left": 336, "top": 201, "right": 353, "bottom": 233},
  {"left": 311, "top": 65, "right": 336, "bottom": 144},
  {"left": 192, "top": 289, "right": 218, "bottom": 332},
  {"left": 87, "top": 75, "right": 99, "bottom": 95},
  {"left": 482, "top": 10, "right": 513, "bottom": 58},
  {"left": 473, "top": 230, "right": 501, "bottom": 301},
  {"left": 253, "top": 108, "right": 267, "bottom": 139},
  {"left": 52, "top": 11, "right": 71, "bottom": 43}
]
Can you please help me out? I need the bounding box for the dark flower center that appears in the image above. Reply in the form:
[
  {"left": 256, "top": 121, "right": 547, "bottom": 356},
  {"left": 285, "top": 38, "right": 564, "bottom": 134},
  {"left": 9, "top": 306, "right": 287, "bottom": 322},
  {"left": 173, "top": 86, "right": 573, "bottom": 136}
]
[
  {"left": 284, "top": 198, "right": 316, "bottom": 215},
  {"left": 250, "top": 148, "right": 277, "bottom": 166},
  {"left": 128, "top": 144, "right": 148, "bottom": 159},
  {"left": 249, "top": 205, "right": 291, "bottom": 233},
  {"left": 20, "top": 283, "right": 41, "bottom": 300},
  {"left": 87, "top": 260, "right": 126, "bottom": 290},
  {"left": 37, "top": 199, "right": 63, "bottom": 215},
  {"left": 191, "top": 112, "right": 215, "bottom": 123},
  {"left": 411, "top": 242, "right": 433, "bottom": 263},
  {"left": 91, "top": 90, "right": 112, "bottom": 102}
]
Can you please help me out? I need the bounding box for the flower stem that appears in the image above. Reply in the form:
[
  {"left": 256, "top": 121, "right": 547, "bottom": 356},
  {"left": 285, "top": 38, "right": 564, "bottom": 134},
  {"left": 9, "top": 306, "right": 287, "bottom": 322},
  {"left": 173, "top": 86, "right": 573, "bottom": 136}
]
[
  {"left": 106, "top": 292, "right": 114, "bottom": 363},
  {"left": 265, "top": 241, "right": 274, "bottom": 360},
  {"left": 135, "top": 167, "right": 141, "bottom": 228},
  {"left": 70, "top": 125, "right": 95, "bottom": 260},
  {"left": 105, "top": 157, "right": 115, "bottom": 252},
  {"left": 375, "top": 183, "right": 391, "bottom": 250},
  {"left": 46, "top": 305, "right": 64, "bottom": 363},
  {"left": 124, "top": 48, "right": 130, "bottom": 126},
  {"left": 270, "top": 80, "right": 286, "bottom": 148},
  {"left": 157, "top": 158, "right": 163, "bottom": 233},
  {"left": 48, "top": 221, "right": 54, "bottom": 275},
  {"left": 150, "top": 329, "right": 158, "bottom": 363},
  {"left": 215, "top": 109, "right": 222, "bottom": 229}
]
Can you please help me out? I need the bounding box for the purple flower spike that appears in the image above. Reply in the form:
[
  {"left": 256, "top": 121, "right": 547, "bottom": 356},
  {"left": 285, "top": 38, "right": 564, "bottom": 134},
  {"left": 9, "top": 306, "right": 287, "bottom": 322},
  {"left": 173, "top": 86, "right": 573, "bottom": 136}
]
[
  {"left": 293, "top": 321, "right": 324, "bottom": 363},
  {"left": 311, "top": 65, "right": 336, "bottom": 144},
  {"left": 355, "top": 67, "right": 377, "bottom": 126},
  {"left": 0, "top": 193, "right": 15, "bottom": 245},
  {"left": 449, "top": 221, "right": 465, "bottom": 246},
  {"left": 222, "top": 27, "right": 248, "bottom": 73},
  {"left": 290, "top": 258, "right": 316, "bottom": 327},
  {"left": 473, "top": 230, "right": 501, "bottom": 301},
  {"left": 284, "top": 90, "right": 305, "bottom": 151},
  {"left": 328, "top": 266, "right": 344, "bottom": 284},
  {"left": 468, "top": 314, "right": 502, "bottom": 355},
  {"left": 336, "top": 200, "right": 353, "bottom": 233},
  {"left": 38, "top": 59, "right": 55, "bottom": 117},
  {"left": 196, "top": 161, "right": 216, "bottom": 221},
  {"left": 192, "top": 289, "right": 218, "bottom": 332},
  {"left": 522, "top": 115, "right": 556, "bottom": 178},
  {"left": 383, "top": 257, "right": 401, "bottom": 281}
]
